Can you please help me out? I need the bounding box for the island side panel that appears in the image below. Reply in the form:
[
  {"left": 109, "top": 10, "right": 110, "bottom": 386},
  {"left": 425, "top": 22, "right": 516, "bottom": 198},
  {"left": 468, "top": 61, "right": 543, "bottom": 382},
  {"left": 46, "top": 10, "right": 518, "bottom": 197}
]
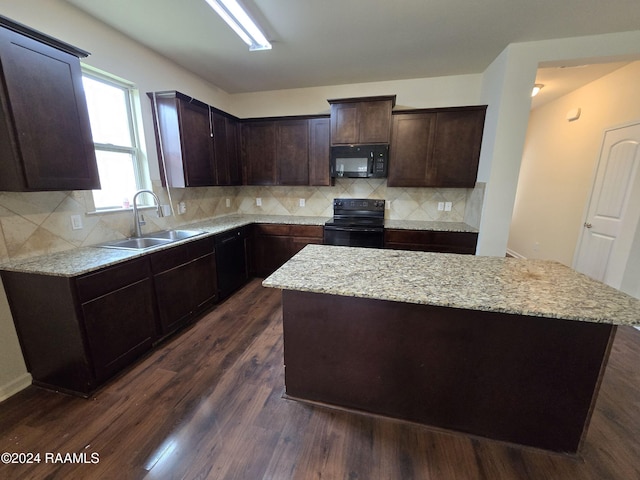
[{"left": 281, "top": 289, "right": 616, "bottom": 453}]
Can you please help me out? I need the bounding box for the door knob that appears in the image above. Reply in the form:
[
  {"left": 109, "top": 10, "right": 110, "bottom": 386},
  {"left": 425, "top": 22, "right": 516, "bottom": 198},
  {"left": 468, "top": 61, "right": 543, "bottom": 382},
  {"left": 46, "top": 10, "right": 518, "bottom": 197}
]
[{"left": 584, "top": 222, "right": 593, "bottom": 228}]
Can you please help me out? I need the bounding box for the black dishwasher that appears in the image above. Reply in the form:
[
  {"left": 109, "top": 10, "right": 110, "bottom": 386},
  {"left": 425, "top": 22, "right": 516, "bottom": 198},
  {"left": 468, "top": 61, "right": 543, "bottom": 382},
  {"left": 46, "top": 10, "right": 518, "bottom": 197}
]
[{"left": 215, "top": 227, "right": 248, "bottom": 300}]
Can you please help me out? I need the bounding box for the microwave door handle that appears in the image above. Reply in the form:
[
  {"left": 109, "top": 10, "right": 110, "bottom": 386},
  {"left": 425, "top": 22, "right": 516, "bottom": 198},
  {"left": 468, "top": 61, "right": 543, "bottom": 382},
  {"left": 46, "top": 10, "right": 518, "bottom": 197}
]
[{"left": 370, "top": 152, "right": 374, "bottom": 174}]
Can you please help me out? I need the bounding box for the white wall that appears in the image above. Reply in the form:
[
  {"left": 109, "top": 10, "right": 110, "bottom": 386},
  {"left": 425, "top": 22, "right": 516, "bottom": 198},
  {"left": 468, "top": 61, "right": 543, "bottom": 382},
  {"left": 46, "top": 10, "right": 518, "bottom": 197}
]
[
  {"left": 475, "top": 31, "right": 640, "bottom": 257},
  {"left": 509, "top": 62, "right": 640, "bottom": 265},
  {"left": 230, "top": 75, "right": 483, "bottom": 118}
]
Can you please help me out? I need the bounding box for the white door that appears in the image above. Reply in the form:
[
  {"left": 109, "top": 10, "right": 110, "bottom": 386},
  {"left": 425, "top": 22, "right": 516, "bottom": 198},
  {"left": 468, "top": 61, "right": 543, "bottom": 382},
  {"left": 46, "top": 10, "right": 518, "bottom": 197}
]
[{"left": 574, "top": 123, "right": 640, "bottom": 289}]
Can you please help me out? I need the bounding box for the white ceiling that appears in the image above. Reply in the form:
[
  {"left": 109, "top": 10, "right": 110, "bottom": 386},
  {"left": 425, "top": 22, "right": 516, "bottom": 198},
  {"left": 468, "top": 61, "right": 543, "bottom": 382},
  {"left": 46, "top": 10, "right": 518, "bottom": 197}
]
[{"left": 64, "top": 0, "right": 640, "bottom": 98}]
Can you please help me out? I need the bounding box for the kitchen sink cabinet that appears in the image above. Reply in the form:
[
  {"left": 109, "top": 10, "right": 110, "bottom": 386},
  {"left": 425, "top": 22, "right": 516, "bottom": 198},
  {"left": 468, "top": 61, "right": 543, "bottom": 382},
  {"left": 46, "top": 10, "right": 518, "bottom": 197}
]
[
  {"left": 328, "top": 96, "right": 395, "bottom": 145},
  {"left": 150, "top": 236, "right": 218, "bottom": 335},
  {"left": 384, "top": 229, "right": 478, "bottom": 254},
  {"left": 388, "top": 106, "right": 486, "bottom": 188},
  {"left": 1, "top": 257, "right": 157, "bottom": 396},
  {"left": 148, "top": 91, "right": 216, "bottom": 187},
  {"left": 0, "top": 16, "right": 100, "bottom": 191},
  {"left": 251, "top": 224, "right": 324, "bottom": 277}
]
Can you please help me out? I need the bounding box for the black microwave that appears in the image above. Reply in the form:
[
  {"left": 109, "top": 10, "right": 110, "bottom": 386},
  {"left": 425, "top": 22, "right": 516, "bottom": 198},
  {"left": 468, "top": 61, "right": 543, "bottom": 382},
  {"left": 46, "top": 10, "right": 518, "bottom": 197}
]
[{"left": 330, "top": 144, "right": 389, "bottom": 178}]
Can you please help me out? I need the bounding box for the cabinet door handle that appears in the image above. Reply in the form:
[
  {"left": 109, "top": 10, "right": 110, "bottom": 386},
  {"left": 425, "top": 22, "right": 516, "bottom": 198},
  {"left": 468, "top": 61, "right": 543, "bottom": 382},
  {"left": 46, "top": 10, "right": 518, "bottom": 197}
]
[{"left": 584, "top": 222, "right": 592, "bottom": 228}]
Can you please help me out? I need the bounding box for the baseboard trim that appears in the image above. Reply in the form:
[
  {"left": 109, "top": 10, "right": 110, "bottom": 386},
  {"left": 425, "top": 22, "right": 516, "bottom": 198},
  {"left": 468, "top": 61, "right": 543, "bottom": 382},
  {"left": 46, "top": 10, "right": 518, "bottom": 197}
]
[
  {"left": 0, "top": 373, "right": 31, "bottom": 402},
  {"left": 506, "top": 248, "right": 526, "bottom": 259}
]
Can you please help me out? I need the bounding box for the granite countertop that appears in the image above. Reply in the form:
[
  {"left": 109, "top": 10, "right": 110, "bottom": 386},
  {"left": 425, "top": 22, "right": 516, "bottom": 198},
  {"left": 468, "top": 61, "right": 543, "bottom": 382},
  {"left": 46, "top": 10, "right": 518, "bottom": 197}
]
[
  {"left": 0, "top": 214, "right": 476, "bottom": 277},
  {"left": 384, "top": 219, "right": 477, "bottom": 233},
  {"left": 262, "top": 244, "right": 640, "bottom": 326},
  {"left": 0, "top": 214, "right": 328, "bottom": 277}
]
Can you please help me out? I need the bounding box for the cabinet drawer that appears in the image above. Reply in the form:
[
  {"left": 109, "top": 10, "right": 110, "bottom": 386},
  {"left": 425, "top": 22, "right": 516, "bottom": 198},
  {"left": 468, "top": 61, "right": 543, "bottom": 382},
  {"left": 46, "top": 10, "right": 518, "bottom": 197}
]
[{"left": 76, "top": 257, "right": 151, "bottom": 303}]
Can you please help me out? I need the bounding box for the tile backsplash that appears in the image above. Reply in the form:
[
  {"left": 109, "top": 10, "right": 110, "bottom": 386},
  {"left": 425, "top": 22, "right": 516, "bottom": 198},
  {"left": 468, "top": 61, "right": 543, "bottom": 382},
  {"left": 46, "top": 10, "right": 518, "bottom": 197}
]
[{"left": 0, "top": 179, "right": 480, "bottom": 262}]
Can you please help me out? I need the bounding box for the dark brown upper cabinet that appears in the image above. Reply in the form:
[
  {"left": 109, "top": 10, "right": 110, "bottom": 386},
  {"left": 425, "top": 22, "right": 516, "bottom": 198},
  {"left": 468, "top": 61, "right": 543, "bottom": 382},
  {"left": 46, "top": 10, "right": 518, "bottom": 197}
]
[
  {"left": 277, "top": 119, "right": 309, "bottom": 185},
  {"left": 149, "top": 91, "right": 243, "bottom": 188},
  {"left": 0, "top": 16, "right": 100, "bottom": 191},
  {"left": 328, "top": 96, "right": 396, "bottom": 145},
  {"left": 308, "top": 117, "right": 331, "bottom": 186},
  {"left": 388, "top": 106, "right": 486, "bottom": 188},
  {"left": 243, "top": 120, "right": 277, "bottom": 185},
  {"left": 211, "top": 110, "right": 242, "bottom": 186},
  {"left": 148, "top": 91, "right": 216, "bottom": 188},
  {"left": 242, "top": 116, "right": 331, "bottom": 186}
]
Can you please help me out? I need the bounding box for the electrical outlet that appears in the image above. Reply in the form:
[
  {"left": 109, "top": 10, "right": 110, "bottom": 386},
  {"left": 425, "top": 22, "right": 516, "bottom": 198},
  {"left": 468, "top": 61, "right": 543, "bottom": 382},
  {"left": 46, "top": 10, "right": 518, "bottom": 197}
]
[
  {"left": 178, "top": 201, "right": 186, "bottom": 214},
  {"left": 299, "top": 198, "right": 305, "bottom": 207},
  {"left": 226, "top": 198, "right": 231, "bottom": 208},
  {"left": 70, "top": 214, "right": 82, "bottom": 230},
  {"left": 256, "top": 197, "right": 262, "bottom": 207},
  {"left": 437, "top": 202, "right": 445, "bottom": 211},
  {"left": 444, "top": 202, "right": 452, "bottom": 212}
]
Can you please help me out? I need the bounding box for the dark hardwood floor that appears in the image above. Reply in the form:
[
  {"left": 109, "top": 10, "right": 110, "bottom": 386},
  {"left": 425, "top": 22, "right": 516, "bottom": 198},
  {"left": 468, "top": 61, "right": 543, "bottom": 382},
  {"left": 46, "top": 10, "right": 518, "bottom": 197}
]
[{"left": 0, "top": 278, "right": 639, "bottom": 479}]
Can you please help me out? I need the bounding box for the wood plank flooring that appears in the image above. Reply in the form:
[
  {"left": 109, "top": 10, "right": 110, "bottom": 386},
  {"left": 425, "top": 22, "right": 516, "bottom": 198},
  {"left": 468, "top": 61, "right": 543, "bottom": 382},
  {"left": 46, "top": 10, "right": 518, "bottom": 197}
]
[{"left": 0, "top": 278, "right": 639, "bottom": 479}]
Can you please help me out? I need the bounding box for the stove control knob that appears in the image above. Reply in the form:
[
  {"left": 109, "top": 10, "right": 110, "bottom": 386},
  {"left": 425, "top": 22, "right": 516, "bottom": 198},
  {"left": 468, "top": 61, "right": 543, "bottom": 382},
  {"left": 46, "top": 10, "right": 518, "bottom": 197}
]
[{"left": 334, "top": 200, "right": 343, "bottom": 207}]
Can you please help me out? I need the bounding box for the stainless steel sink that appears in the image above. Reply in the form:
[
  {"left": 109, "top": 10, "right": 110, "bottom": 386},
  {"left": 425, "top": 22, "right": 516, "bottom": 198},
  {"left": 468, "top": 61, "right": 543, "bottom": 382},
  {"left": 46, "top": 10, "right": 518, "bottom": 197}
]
[
  {"left": 96, "top": 229, "right": 206, "bottom": 250},
  {"left": 143, "top": 229, "right": 205, "bottom": 241},
  {"left": 98, "top": 237, "right": 173, "bottom": 250}
]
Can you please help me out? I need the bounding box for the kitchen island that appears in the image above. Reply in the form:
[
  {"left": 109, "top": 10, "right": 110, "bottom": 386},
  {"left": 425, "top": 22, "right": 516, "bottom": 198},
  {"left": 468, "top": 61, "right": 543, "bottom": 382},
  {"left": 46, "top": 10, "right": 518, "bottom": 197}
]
[{"left": 262, "top": 245, "right": 640, "bottom": 454}]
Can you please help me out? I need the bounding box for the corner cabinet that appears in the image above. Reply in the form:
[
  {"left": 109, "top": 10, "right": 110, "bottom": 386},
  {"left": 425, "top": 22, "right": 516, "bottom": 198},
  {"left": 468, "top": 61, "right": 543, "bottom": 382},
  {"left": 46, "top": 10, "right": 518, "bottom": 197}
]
[
  {"left": 0, "top": 16, "right": 99, "bottom": 191},
  {"left": 242, "top": 116, "right": 331, "bottom": 186},
  {"left": 251, "top": 224, "right": 324, "bottom": 277},
  {"left": 388, "top": 106, "right": 486, "bottom": 188},
  {"left": 328, "top": 96, "right": 395, "bottom": 145}
]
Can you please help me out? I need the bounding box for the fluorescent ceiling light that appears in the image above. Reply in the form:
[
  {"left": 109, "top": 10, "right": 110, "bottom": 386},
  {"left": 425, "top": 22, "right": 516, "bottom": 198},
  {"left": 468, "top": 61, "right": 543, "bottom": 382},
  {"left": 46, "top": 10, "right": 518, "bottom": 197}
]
[{"left": 204, "top": 0, "right": 272, "bottom": 51}]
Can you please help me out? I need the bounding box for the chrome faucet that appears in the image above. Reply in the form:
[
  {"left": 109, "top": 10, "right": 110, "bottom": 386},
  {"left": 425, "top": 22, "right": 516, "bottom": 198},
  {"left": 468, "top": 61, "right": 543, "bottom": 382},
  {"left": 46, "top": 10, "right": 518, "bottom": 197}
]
[{"left": 132, "top": 189, "right": 164, "bottom": 237}]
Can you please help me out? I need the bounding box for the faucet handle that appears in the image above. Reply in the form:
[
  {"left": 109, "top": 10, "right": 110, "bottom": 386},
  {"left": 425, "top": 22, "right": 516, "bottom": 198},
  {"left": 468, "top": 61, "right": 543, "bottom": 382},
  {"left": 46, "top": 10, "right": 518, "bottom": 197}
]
[{"left": 139, "top": 213, "right": 146, "bottom": 226}]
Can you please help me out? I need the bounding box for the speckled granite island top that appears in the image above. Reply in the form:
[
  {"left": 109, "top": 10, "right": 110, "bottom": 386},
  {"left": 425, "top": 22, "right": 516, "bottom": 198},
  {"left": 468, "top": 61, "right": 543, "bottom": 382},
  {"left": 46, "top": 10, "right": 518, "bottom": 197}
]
[{"left": 262, "top": 244, "right": 640, "bottom": 326}]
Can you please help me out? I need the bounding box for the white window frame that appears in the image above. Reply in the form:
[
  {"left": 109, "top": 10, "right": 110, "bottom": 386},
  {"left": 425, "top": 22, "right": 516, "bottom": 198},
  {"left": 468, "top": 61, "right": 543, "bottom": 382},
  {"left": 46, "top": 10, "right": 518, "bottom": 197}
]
[{"left": 81, "top": 66, "right": 152, "bottom": 212}]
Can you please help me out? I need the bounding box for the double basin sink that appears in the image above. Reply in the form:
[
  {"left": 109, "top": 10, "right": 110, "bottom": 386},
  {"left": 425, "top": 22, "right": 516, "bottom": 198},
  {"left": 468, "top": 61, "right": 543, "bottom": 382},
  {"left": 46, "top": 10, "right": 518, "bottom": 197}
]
[{"left": 97, "top": 229, "right": 206, "bottom": 251}]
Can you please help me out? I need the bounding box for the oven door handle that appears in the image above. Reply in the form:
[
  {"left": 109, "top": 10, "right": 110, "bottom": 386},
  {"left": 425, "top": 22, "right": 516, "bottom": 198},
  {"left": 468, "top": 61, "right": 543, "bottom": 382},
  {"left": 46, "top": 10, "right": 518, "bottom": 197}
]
[{"left": 324, "top": 226, "right": 383, "bottom": 233}]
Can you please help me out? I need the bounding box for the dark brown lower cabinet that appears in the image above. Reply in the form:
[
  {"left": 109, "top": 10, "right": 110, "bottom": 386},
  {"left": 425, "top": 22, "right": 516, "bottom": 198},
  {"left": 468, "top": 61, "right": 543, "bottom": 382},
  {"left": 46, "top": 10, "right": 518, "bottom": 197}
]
[
  {"left": 150, "top": 236, "right": 218, "bottom": 336},
  {"left": 251, "top": 224, "right": 324, "bottom": 277},
  {"left": 384, "top": 229, "right": 478, "bottom": 254},
  {"left": 1, "top": 237, "right": 219, "bottom": 397},
  {"left": 1, "top": 257, "right": 158, "bottom": 396}
]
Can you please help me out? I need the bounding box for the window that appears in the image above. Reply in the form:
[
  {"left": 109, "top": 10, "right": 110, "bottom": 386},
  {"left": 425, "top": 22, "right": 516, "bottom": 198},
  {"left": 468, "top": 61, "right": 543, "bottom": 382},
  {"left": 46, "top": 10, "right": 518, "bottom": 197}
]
[{"left": 82, "top": 69, "right": 150, "bottom": 210}]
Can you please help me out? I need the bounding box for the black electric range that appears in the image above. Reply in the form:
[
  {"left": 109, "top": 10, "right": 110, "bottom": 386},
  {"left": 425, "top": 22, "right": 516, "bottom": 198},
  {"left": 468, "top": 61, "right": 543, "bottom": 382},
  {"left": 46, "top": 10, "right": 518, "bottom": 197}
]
[{"left": 323, "top": 198, "right": 385, "bottom": 248}]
